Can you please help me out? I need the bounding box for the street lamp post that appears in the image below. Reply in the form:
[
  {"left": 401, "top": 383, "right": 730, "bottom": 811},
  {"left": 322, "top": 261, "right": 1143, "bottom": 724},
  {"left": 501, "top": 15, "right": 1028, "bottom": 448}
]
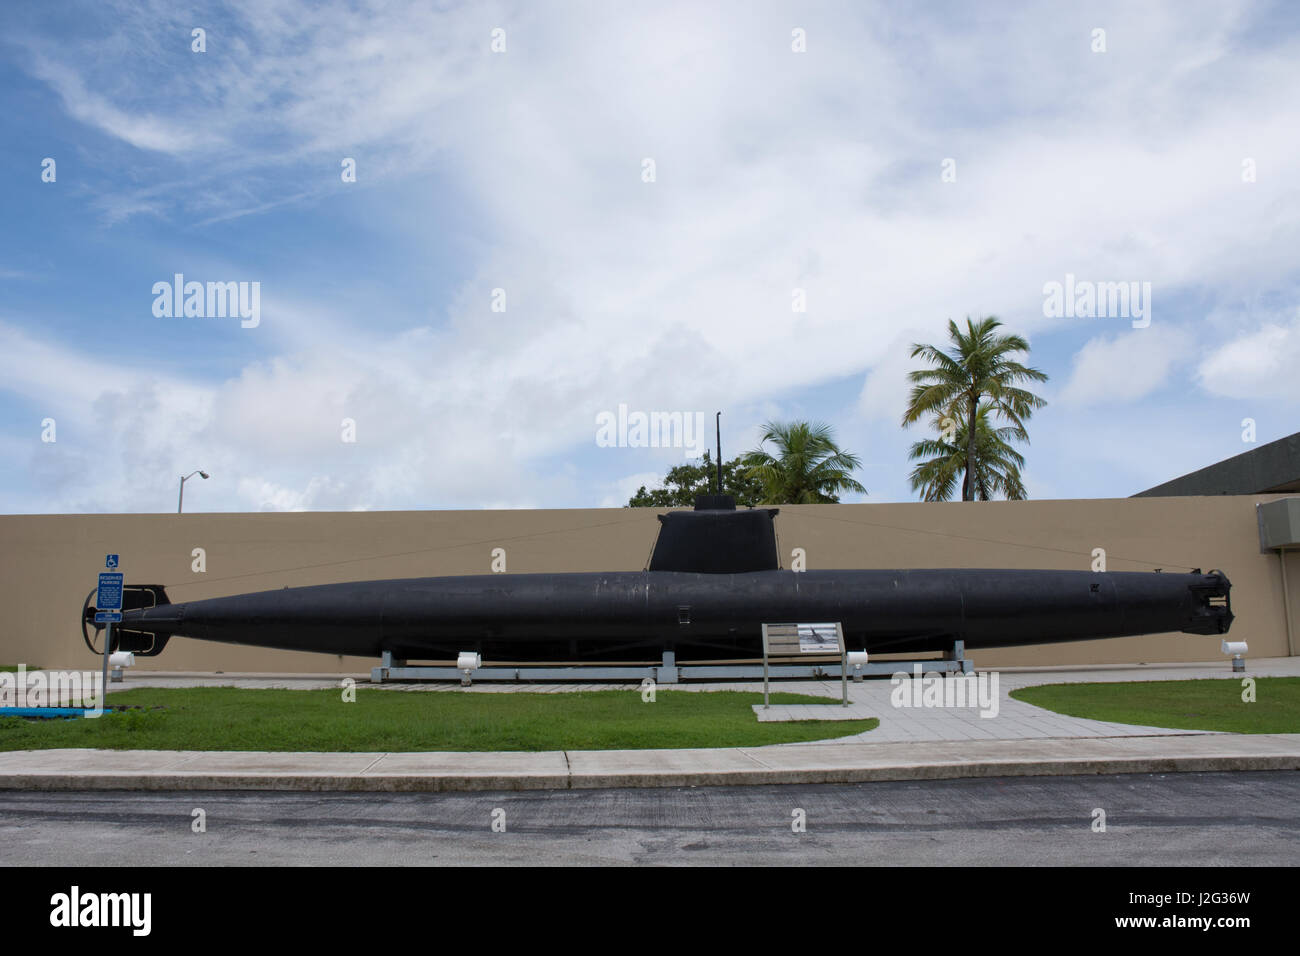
[{"left": 178, "top": 470, "right": 209, "bottom": 514}]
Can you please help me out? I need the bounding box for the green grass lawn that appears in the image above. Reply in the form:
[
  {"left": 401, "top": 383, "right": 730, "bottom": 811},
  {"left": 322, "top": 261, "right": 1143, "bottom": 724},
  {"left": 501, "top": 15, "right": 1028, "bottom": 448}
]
[
  {"left": 0, "top": 687, "right": 877, "bottom": 752},
  {"left": 1010, "top": 677, "right": 1300, "bottom": 734}
]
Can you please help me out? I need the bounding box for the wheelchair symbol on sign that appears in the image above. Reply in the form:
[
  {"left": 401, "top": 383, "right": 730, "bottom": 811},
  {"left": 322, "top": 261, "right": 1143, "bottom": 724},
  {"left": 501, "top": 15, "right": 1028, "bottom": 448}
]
[{"left": 105, "top": 554, "right": 119, "bottom": 569}]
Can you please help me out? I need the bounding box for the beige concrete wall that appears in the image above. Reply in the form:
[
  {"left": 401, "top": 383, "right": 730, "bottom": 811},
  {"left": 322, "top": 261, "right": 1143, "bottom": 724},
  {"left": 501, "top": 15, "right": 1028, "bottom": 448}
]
[{"left": 0, "top": 496, "right": 1295, "bottom": 672}]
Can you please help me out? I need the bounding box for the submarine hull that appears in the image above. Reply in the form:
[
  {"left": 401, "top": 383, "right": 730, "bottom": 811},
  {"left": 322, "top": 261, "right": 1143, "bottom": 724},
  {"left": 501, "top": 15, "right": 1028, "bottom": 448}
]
[{"left": 99, "top": 568, "right": 1232, "bottom": 663}]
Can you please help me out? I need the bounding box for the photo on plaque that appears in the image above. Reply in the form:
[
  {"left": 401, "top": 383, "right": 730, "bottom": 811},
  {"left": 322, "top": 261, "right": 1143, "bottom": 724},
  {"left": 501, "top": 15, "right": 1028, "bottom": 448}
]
[{"left": 797, "top": 624, "right": 839, "bottom": 653}]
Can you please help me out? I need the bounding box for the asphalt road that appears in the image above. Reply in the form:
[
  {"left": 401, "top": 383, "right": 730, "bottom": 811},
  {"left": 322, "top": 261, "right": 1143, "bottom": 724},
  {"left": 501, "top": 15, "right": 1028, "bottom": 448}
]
[{"left": 1, "top": 771, "right": 1296, "bottom": 866}]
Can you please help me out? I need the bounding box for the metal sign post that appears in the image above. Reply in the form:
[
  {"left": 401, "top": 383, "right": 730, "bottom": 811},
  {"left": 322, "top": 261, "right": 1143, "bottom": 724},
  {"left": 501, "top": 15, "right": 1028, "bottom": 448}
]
[
  {"left": 102, "top": 621, "right": 110, "bottom": 707},
  {"left": 841, "top": 644, "right": 848, "bottom": 707},
  {"left": 95, "top": 559, "right": 124, "bottom": 712},
  {"left": 761, "top": 625, "right": 770, "bottom": 709}
]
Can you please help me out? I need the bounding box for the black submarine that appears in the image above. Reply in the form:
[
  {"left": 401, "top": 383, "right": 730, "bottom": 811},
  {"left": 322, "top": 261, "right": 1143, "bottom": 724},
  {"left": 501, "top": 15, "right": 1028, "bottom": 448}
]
[{"left": 83, "top": 493, "right": 1233, "bottom": 663}]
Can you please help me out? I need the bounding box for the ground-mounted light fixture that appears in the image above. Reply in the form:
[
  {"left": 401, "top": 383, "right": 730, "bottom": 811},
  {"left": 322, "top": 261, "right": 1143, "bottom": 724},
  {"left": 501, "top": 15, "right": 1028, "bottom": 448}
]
[
  {"left": 1221, "top": 640, "right": 1248, "bottom": 673},
  {"left": 457, "top": 651, "right": 482, "bottom": 686},
  {"left": 847, "top": 650, "right": 870, "bottom": 682},
  {"left": 108, "top": 650, "right": 135, "bottom": 683}
]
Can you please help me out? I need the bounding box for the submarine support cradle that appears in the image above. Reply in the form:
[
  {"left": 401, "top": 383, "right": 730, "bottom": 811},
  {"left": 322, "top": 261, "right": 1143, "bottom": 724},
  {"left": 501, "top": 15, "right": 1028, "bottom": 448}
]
[{"left": 368, "top": 639, "right": 974, "bottom": 685}]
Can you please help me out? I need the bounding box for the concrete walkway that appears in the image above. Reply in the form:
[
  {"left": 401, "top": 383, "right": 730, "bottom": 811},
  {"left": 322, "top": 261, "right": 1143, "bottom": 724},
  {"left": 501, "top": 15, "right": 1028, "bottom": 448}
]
[{"left": 1, "top": 734, "right": 1297, "bottom": 792}]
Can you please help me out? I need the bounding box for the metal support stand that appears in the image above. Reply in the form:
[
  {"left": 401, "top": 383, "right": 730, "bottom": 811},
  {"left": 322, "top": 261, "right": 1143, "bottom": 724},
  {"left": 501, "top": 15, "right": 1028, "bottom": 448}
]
[
  {"left": 101, "top": 621, "right": 111, "bottom": 709},
  {"left": 370, "top": 650, "right": 401, "bottom": 684},
  {"left": 946, "top": 639, "right": 973, "bottom": 674},
  {"left": 762, "top": 653, "right": 770, "bottom": 709},
  {"left": 841, "top": 647, "right": 848, "bottom": 707},
  {"left": 368, "top": 646, "right": 976, "bottom": 684},
  {"left": 371, "top": 650, "right": 695, "bottom": 683},
  {"left": 657, "top": 650, "right": 679, "bottom": 685}
]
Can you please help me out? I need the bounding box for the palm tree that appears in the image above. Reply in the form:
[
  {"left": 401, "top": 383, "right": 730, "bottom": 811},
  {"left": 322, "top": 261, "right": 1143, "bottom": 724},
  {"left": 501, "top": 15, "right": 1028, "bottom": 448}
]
[
  {"left": 741, "top": 421, "right": 867, "bottom": 504},
  {"left": 908, "top": 404, "right": 1028, "bottom": 501},
  {"left": 901, "top": 316, "right": 1048, "bottom": 501}
]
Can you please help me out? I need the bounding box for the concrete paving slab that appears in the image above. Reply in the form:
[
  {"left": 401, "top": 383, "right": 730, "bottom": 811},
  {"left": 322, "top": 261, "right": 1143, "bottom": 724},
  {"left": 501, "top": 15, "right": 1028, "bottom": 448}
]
[
  {"left": 362, "top": 751, "right": 571, "bottom": 791},
  {"left": 753, "top": 703, "right": 872, "bottom": 721},
  {"left": 1, "top": 734, "right": 1297, "bottom": 793},
  {"left": 0, "top": 748, "right": 199, "bottom": 772},
  {"left": 565, "top": 746, "right": 772, "bottom": 788}
]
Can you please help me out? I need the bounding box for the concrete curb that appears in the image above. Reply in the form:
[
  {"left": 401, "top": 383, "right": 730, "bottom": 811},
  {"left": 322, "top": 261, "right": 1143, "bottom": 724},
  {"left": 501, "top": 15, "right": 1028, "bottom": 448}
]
[{"left": 2, "top": 736, "right": 1298, "bottom": 792}]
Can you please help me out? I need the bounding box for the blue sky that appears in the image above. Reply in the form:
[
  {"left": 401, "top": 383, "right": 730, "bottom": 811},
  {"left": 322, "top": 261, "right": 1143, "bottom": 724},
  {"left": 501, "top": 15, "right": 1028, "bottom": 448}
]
[{"left": 1, "top": 0, "right": 1298, "bottom": 513}]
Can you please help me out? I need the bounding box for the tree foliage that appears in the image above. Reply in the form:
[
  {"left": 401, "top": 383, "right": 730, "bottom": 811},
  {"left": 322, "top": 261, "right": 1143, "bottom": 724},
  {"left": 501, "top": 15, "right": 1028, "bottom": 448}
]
[
  {"left": 740, "top": 421, "right": 866, "bottom": 504},
  {"left": 901, "top": 316, "right": 1047, "bottom": 501},
  {"left": 626, "top": 451, "right": 765, "bottom": 507},
  {"left": 907, "top": 404, "right": 1028, "bottom": 501}
]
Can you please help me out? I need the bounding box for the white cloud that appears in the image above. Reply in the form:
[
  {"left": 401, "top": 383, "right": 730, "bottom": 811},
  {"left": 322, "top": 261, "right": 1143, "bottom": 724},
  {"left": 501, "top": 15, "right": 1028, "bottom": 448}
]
[
  {"left": 28, "top": 55, "right": 217, "bottom": 155},
  {"left": 1058, "top": 325, "right": 1192, "bottom": 406},
  {"left": 1197, "top": 316, "right": 1300, "bottom": 402},
  {"left": 597, "top": 472, "right": 663, "bottom": 509},
  {"left": 857, "top": 334, "right": 926, "bottom": 425}
]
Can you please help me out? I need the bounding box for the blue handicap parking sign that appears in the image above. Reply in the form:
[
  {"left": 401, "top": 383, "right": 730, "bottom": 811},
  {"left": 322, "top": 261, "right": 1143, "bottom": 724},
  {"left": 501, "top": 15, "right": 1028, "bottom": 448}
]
[
  {"left": 105, "top": 554, "right": 119, "bottom": 569},
  {"left": 97, "top": 572, "right": 124, "bottom": 611}
]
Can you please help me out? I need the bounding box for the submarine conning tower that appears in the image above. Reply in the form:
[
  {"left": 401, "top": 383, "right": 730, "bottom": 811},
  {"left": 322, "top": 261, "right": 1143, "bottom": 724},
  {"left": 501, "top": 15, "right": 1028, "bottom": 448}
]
[{"left": 647, "top": 494, "right": 781, "bottom": 573}]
